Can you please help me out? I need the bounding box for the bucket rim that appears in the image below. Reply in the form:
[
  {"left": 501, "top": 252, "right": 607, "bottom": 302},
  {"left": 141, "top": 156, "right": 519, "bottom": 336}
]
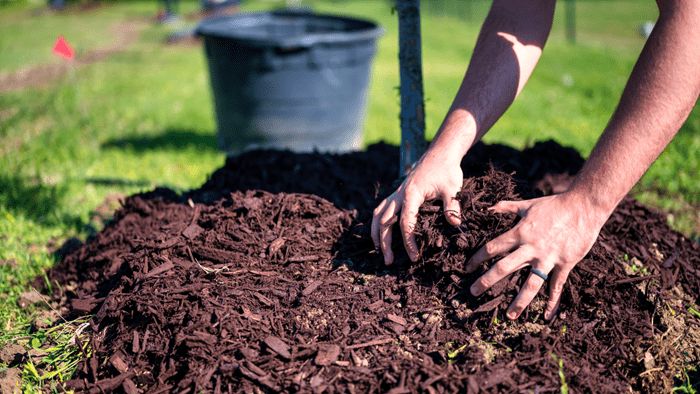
[{"left": 195, "top": 10, "right": 384, "bottom": 49}]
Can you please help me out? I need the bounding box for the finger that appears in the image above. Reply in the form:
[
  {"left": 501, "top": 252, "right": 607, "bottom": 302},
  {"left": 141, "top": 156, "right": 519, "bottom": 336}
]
[
  {"left": 400, "top": 193, "right": 423, "bottom": 262},
  {"left": 380, "top": 219, "right": 395, "bottom": 265},
  {"left": 505, "top": 264, "right": 551, "bottom": 320},
  {"left": 442, "top": 193, "right": 461, "bottom": 226},
  {"left": 372, "top": 198, "right": 399, "bottom": 265},
  {"left": 470, "top": 247, "right": 533, "bottom": 296},
  {"left": 465, "top": 229, "right": 521, "bottom": 273},
  {"left": 490, "top": 200, "right": 527, "bottom": 215},
  {"left": 544, "top": 266, "right": 570, "bottom": 320},
  {"left": 371, "top": 199, "right": 389, "bottom": 249}
]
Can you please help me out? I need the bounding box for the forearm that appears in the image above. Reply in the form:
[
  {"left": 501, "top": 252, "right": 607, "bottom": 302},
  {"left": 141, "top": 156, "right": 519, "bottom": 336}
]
[
  {"left": 568, "top": 1, "right": 700, "bottom": 219},
  {"left": 428, "top": 0, "right": 556, "bottom": 161}
]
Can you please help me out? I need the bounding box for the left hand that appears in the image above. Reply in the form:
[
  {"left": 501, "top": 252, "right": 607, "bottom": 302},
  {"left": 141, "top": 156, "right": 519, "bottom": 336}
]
[{"left": 465, "top": 191, "right": 608, "bottom": 320}]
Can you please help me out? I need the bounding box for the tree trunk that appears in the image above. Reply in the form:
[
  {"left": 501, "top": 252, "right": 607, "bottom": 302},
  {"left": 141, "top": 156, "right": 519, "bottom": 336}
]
[{"left": 397, "top": 0, "right": 426, "bottom": 177}]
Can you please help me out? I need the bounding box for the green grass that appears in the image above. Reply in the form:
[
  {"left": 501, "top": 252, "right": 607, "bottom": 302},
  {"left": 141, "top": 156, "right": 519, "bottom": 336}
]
[{"left": 0, "top": 0, "right": 698, "bottom": 389}]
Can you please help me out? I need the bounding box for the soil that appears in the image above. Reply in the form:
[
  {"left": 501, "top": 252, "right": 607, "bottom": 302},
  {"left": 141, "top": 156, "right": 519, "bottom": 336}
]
[{"left": 42, "top": 141, "right": 699, "bottom": 393}]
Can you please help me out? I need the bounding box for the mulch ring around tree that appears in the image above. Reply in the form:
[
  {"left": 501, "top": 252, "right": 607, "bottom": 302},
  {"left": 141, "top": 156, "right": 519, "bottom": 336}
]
[{"left": 43, "top": 141, "right": 699, "bottom": 393}]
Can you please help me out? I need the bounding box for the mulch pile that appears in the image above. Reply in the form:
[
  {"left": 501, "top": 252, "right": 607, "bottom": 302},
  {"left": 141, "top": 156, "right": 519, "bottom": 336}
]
[{"left": 45, "top": 141, "right": 699, "bottom": 393}]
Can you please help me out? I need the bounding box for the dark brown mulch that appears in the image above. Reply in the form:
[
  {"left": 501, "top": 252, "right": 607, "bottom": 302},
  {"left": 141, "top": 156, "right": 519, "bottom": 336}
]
[{"left": 44, "top": 141, "right": 699, "bottom": 394}]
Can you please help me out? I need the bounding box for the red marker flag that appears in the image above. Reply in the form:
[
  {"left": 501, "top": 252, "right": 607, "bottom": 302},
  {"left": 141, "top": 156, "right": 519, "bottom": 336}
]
[{"left": 52, "top": 35, "right": 75, "bottom": 61}]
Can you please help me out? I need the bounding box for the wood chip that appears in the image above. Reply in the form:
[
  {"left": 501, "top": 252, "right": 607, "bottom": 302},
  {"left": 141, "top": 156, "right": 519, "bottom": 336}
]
[
  {"left": 109, "top": 353, "right": 129, "bottom": 374},
  {"left": 122, "top": 378, "right": 138, "bottom": 394},
  {"left": 144, "top": 260, "right": 174, "bottom": 278},
  {"left": 264, "top": 336, "right": 291, "bottom": 359},
  {"left": 248, "top": 270, "right": 278, "bottom": 277},
  {"left": 386, "top": 313, "right": 407, "bottom": 326},
  {"left": 182, "top": 224, "right": 204, "bottom": 240},
  {"left": 241, "top": 307, "right": 262, "bottom": 321},
  {"left": 474, "top": 294, "right": 505, "bottom": 313},
  {"left": 269, "top": 238, "right": 286, "bottom": 255},
  {"left": 252, "top": 291, "right": 275, "bottom": 307},
  {"left": 288, "top": 255, "right": 320, "bottom": 262},
  {"left": 346, "top": 337, "right": 394, "bottom": 350},
  {"left": 314, "top": 344, "right": 340, "bottom": 366},
  {"left": 131, "top": 331, "right": 139, "bottom": 354},
  {"left": 302, "top": 280, "right": 324, "bottom": 296}
]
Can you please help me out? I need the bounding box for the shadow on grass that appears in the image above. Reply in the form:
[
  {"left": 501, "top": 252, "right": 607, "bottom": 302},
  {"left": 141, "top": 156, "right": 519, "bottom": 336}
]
[
  {"left": 84, "top": 177, "right": 187, "bottom": 196},
  {"left": 101, "top": 128, "right": 219, "bottom": 152},
  {"left": 0, "top": 174, "right": 85, "bottom": 229},
  {"left": 85, "top": 177, "right": 153, "bottom": 188}
]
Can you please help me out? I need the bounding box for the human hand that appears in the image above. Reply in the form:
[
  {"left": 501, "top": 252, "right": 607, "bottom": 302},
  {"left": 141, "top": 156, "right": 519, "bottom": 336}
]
[
  {"left": 465, "top": 192, "right": 608, "bottom": 320},
  {"left": 371, "top": 150, "right": 464, "bottom": 265}
]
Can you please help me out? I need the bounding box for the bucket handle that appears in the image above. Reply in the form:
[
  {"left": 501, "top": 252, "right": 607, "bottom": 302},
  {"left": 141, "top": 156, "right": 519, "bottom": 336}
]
[{"left": 261, "top": 45, "right": 324, "bottom": 70}]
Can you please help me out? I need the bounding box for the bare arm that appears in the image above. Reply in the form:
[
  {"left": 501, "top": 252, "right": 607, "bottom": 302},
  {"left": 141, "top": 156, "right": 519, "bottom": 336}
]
[
  {"left": 372, "top": 0, "right": 556, "bottom": 264},
  {"left": 433, "top": 0, "right": 556, "bottom": 159},
  {"left": 468, "top": 0, "right": 700, "bottom": 320}
]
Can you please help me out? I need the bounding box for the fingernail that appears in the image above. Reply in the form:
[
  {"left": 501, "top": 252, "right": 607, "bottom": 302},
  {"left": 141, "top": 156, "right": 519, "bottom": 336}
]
[
  {"left": 507, "top": 310, "right": 517, "bottom": 320},
  {"left": 470, "top": 284, "right": 479, "bottom": 296},
  {"left": 447, "top": 212, "right": 460, "bottom": 225}
]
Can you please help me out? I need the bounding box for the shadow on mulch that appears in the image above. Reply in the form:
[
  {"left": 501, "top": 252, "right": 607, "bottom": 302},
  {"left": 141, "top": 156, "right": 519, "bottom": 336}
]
[{"left": 42, "top": 141, "right": 699, "bottom": 394}]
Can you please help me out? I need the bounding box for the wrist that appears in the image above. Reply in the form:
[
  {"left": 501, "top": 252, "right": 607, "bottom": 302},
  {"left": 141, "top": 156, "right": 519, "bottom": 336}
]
[
  {"left": 428, "top": 109, "right": 478, "bottom": 161},
  {"left": 560, "top": 183, "right": 618, "bottom": 229}
]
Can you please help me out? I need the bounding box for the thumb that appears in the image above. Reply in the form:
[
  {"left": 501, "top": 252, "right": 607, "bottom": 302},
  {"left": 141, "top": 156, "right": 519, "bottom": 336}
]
[{"left": 443, "top": 195, "right": 461, "bottom": 226}]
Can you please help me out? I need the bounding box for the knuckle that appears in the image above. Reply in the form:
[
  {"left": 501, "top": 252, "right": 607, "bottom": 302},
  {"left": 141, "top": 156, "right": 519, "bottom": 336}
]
[
  {"left": 493, "top": 263, "right": 510, "bottom": 277},
  {"left": 473, "top": 278, "right": 487, "bottom": 293},
  {"left": 403, "top": 179, "right": 419, "bottom": 194},
  {"left": 405, "top": 240, "right": 418, "bottom": 256},
  {"left": 399, "top": 218, "right": 415, "bottom": 233},
  {"left": 484, "top": 242, "right": 499, "bottom": 256},
  {"left": 525, "top": 278, "right": 542, "bottom": 293},
  {"left": 550, "top": 281, "right": 565, "bottom": 295},
  {"left": 511, "top": 226, "right": 524, "bottom": 238},
  {"left": 519, "top": 220, "right": 536, "bottom": 234}
]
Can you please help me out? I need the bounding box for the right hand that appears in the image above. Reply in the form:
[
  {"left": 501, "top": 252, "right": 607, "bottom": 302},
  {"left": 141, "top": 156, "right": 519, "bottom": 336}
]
[{"left": 371, "top": 149, "right": 464, "bottom": 265}]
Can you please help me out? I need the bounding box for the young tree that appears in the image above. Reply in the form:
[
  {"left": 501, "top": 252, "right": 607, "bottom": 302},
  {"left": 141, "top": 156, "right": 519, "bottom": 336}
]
[{"left": 397, "top": 0, "right": 427, "bottom": 177}]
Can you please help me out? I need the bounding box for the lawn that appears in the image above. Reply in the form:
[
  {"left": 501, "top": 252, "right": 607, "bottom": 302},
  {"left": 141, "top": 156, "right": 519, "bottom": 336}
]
[{"left": 0, "top": 0, "right": 698, "bottom": 389}]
